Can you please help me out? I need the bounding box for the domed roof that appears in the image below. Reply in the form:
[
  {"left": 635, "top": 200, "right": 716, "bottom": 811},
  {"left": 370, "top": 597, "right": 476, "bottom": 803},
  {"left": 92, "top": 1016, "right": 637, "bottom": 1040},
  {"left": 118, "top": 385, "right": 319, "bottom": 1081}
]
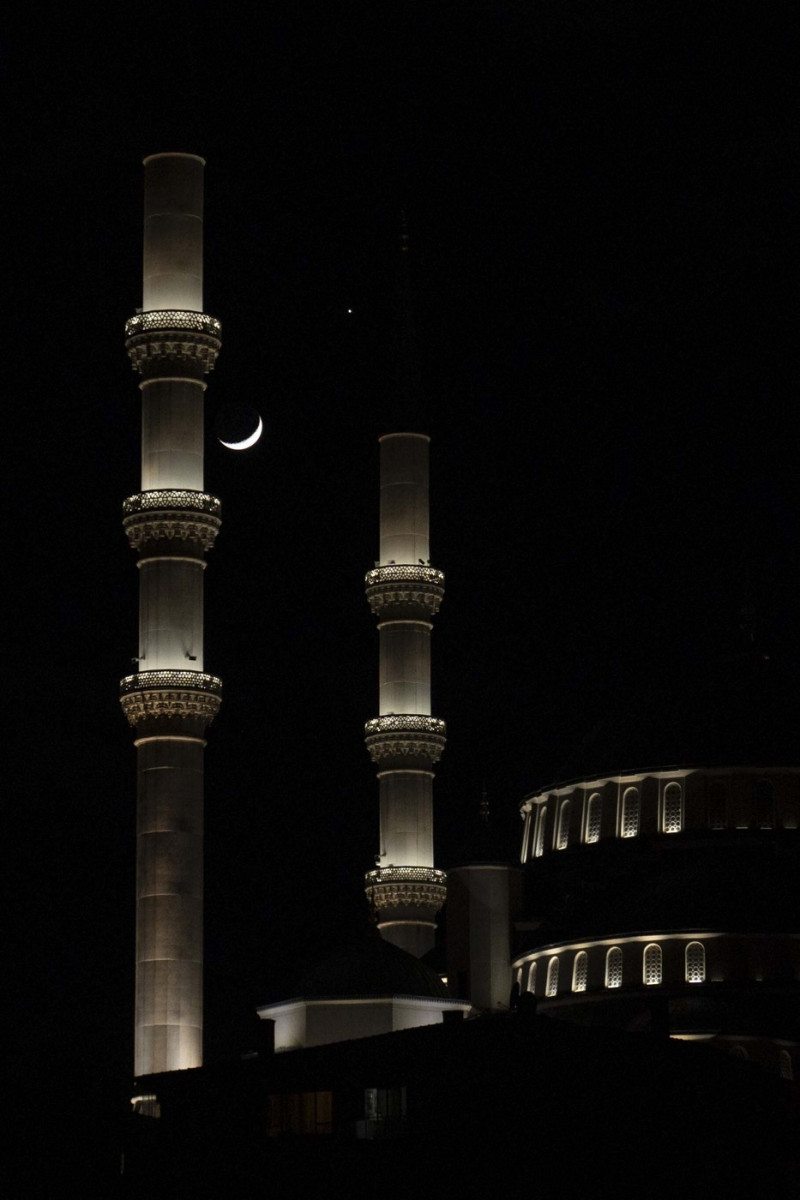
[
  {"left": 555, "top": 643, "right": 799, "bottom": 782},
  {"left": 292, "top": 927, "right": 449, "bottom": 1000}
]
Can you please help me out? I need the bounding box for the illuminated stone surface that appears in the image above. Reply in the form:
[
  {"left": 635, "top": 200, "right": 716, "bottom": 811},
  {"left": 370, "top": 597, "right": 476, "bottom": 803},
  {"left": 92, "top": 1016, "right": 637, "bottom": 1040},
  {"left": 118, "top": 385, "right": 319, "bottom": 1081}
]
[
  {"left": 365, "top": 433, "right": 446, "bottom": 958},
  {"left": 121, "top": 154, "right": 222, "bottom": 1076}
]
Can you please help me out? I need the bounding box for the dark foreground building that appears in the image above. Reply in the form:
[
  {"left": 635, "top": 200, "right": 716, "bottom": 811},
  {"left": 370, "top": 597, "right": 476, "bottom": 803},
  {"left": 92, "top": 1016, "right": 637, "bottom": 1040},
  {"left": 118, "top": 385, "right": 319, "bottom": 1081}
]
[{"left": 121, "top": 1011, "right": 799, "bottom": 1197}]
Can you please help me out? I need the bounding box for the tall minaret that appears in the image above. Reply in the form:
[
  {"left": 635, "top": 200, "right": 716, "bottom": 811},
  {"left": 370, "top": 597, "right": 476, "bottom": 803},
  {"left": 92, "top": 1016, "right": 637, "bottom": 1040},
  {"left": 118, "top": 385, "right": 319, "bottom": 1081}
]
[
  {"left": 119, "top": 154, "right": 222, "bottom": 1076},
  {"left": 363, "top": 240, "right": 447, "bottom": 957}
]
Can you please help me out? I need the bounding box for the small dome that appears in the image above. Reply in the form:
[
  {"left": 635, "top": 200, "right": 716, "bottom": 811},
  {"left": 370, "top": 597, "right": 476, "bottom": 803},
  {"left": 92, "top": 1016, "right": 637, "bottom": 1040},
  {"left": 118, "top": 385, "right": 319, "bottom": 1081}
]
[{"left": 293, "top": 927, "right": 449, "bottom": 1000}]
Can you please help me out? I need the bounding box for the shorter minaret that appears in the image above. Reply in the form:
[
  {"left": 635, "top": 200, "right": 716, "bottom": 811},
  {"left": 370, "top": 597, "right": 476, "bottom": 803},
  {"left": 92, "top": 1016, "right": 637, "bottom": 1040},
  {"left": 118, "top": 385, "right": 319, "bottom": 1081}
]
[{"left": 364, "top": 432, "right": 447, "bottom": 958}]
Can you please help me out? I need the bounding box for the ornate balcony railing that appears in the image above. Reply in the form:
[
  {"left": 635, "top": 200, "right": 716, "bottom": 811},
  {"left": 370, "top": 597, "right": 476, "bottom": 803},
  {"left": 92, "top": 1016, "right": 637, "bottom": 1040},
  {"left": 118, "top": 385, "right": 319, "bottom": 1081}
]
[
  {"left": 365, "top": 866, "right": 447, "bottom": 915},
  {"left": 123, "top": 490, "right": 222, "bottom": 517},
  {"left": 119, "top": 671, "right": 222, "bottom": 729},
  {"left": 365, "top": 715, "right": 446, "bottom": 737},
  {"left": 365, "top": 866, "right": 447, "bottom": 886},
  {"left": 364, "top": 715, "right": 447, "bottom": 763},
  {"left": 124, "top": 311, "right": 222, "bottom": 337},
  {"left": 365, "top": 565, "right": 445, "bottom": 589},
  {"left": 120, "top": 670, "right": 222, "bottom": 695},
  {"left": 365, "top": 565, "right": 445, "bottom": 615},
  {"left": 125, "top": 311, "right": 221, "bottom": 374}
]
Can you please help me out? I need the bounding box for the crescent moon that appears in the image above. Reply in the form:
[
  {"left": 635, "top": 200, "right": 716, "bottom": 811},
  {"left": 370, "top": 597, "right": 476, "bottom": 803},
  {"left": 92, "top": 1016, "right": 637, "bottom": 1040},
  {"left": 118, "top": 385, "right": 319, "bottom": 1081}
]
[{"left": 219, "top": 415, "right": 263, "bottom": 451}]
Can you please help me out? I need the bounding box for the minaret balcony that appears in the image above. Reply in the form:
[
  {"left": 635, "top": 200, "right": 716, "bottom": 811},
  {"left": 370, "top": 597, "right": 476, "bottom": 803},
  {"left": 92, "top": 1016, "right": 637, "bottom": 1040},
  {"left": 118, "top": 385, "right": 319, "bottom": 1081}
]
[
  {"left": 365, "top": 565, "right": 445, "bottom": 615},
  {"left": 119, "top": 669, "right": 222, "bottom": 729},
  {"left": 365, "top": 866, "right": 447, "bottom": 916},
  {"left": 125, "top": 310, "right": 222, "bottom": 375},
  {"left": 123, "top": 490, "right": 222, "bottom": 551},
  {"left": 364, "top": 714, "right": 446, "bottom": 762}
]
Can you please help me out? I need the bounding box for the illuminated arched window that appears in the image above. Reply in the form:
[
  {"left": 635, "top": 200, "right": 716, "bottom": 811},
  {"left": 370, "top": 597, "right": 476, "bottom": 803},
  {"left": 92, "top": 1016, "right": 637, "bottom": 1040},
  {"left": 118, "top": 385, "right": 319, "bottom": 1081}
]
[
  {"left": 755, "top": 779, "right": 774, "bottom": 828},
  {"left": 585, "top": 792, "right": 602, "bottom": 843},
  {"left": 663, "top": 782, "right": 683, "bottom": 833},
  {"left": 605, "top": 946, "right": 623, "bottom": 989},
  {"left": 527, "top": 961, "right": 537, "bottom": 994},
  {"left": 534, "top": 805, "right": 548, "bottom": 857},
  {"left": 545, "top": 956, "right": 560, "bottom": 997},
  {"left": 521, "top": 811, "right": 533, "bottom": 862},
  {"left": 515, "top": 966, "right": 523, "bottom": 990},
  {"left": 621, "top": 787, "right": 639, "bottom": 838},
  {"left": 572, "top": 951, "right": 588, "bottom": 993},
  {"left": 709, "top": 781, "right": 727, "bottom": 829},
  {"left": 643, "top": 943, "right": 662, "bottom": 985},
  {"left": 556, "top": 799, "right": 571, "bottom": 850},
  {"left": 685, "top": 941, "right": 705, "bottom": 983},
  {"left": 779, "top": 1050, "right": 793, "bottom": 1081}
]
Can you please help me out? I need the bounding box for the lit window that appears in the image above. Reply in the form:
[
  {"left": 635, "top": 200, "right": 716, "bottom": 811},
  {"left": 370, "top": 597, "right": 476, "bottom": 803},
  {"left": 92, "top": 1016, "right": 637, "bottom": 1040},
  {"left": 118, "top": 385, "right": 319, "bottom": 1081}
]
[
  {"left": 572, "top": 951, "right": 588, "bottom": 993},
  {"left": 364, "top": 1087, "right": 407, "bottom": 1130},
  {"left": 522, "top": 811, "right": 533, "bottom": 861},
  {"left": 545, "top": 956, "right": 560, "bottom": 997},
  {"left": 556, "top": 799, "right": 571, "bottom": 850},
  {"left": 621, "top": 787, "right": 639, "bottom": 837},
  {"left": 267, "top": 1091, "right": 334, "bottom": 1136},
  {"left": 779, "top": 1050, "right": 793, "bottom": 1081},
  {"left": 709, "top": 782, "right": 727, "bottom": 829},
  {"left": 534, "top": 805, "right": 548, "bottom": 857},
  {"left": 527, "top": 961, "right": 537, "bottom": 993},
  {"left": 643, "top": 943, "right": 662, "bottom": 985},
  {"left": 663, "top": 782, "right": 683, "bottom": 833},
  {"left": 585, "top": 792, "right": 602, "bottom": 843},
  {"left": 685, "top": 941, "right": 705, "bottom": 983},
  {"left": 605, "top": 946, "right": 623, "bottom": 988}
]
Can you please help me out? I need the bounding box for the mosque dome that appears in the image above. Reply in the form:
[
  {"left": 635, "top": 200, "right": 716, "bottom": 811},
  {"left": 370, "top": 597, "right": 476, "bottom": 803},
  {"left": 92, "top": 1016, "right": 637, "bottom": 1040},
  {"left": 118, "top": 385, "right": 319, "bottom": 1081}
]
[{"left": 292, "top": 927, "right": 449, "bottom": 1001}]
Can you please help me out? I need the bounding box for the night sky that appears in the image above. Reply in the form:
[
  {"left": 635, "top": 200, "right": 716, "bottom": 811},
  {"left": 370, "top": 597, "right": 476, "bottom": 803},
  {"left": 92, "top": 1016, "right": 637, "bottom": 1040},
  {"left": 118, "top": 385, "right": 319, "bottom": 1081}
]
[{"left": 7, "top": 3, "right": 797, "bottom": 1082}]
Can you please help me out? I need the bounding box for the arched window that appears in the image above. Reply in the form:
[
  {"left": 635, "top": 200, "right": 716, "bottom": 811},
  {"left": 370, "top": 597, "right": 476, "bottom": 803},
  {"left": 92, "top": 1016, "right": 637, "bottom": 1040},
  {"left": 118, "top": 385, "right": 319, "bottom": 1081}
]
[
  {"left": 572, "top": 951, "right": 588, "bottom": 993},
  {"left": 643, "top": 943, "right": 662, "bottom": 985},
  {"left": 527, "top": 961, "right": 537, "bottom": 994},
  {"left": 779, "top": 1050, "right": 793, "bottom": 1081},
  {"left": 556, "top": 799, "right": 571, "bottom": 850},
  {"left": 685, "top": 941, "right": 705, "bottom": 983},
  {"left": 755, "top": 779, "right": 774, "bottom": 829},
  {"left": 709, "top": 781, "right": 727, "bottom": 830},
  {"left": 663, "top": 782, "right": 683, "bottom": 833},
  {"left": 534, "top": 805, "right": 548, "bottom": 858},
  {"left": 730, "top": 1045, "right": 748, "bottom": 1061},
  {"left": 515, "top": 966, "right": 523, "bottom": 990},
  {"left": 521, "top": 810, "right": 533, "bottom": 862},
  {"left": 605, "top": 946, "right": 623, "bottom": 989},
  {"left": 621, "top": 787, "right": 640, "bottom": 838},
  {"left": 545, "top": 956, "right": 560, "bottom": 997},
  {"left": 585, "top": 792, "right": 602, "bottom": 843}
]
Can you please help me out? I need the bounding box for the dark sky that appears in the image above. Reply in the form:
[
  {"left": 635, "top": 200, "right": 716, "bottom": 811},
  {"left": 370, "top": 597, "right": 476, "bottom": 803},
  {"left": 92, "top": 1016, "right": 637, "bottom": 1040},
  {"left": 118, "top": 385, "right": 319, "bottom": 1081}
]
[{"left": 6, "top": 3, "right": 797, "bottom": 1075}]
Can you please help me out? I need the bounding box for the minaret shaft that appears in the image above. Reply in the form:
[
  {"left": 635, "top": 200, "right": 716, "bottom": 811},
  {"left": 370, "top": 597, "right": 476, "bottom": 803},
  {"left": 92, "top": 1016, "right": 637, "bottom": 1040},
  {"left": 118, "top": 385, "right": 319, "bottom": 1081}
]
[
  {"left": 379, "top": 432, "right": 430, "bottom": 566},
  {"left": 138, "top": 558, "right": 205, "bottom": 672},
  {"left": 121, "top": 153, "right": 222, "bottom": 1077},
  {"left": 365, "top": 433, "right": 446, "bottom": 959},
  {"left": 141, "top": 378, "right": 206, "bottom": 491},
  {"left": 142, "top": 152, "right": 204, "bottom": 313},
  {"left": 378, "top": 769, "right": 434, "bottom": 866},
  {"left": 378, "top": 620, "right": 431, "bottom": 715}
]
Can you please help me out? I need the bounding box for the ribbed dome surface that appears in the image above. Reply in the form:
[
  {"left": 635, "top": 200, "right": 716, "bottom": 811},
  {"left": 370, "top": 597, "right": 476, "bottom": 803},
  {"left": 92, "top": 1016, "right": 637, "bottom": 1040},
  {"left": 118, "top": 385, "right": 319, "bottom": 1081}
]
[{"left": 555, "top": 647, "right": 799, "bottom": 783}]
